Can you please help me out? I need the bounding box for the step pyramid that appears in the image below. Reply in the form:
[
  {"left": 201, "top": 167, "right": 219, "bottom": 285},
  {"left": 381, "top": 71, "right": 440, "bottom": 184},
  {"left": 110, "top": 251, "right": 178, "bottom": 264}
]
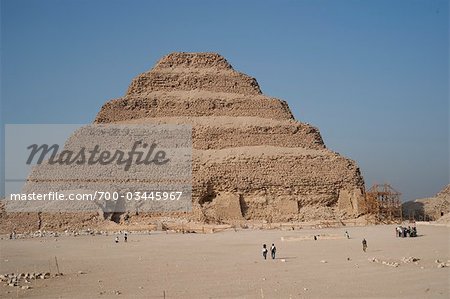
[{"left": 91, "top": 52, "right": 367, "bottom": 222}]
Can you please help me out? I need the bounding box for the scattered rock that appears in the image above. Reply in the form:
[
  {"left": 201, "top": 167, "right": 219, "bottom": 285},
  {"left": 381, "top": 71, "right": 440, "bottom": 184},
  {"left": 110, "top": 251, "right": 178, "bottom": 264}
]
[
  {"left": 320, "top": 260, "right": 327, "bottom": 263},
  {"left": 383, "top": 261, "right": 398, "bottom": 267},
  {"left": 401, "top": 257, "right": 420, "bottom": 263},
  {"left": 1, "top": 271, "right": 60, "bottom": 288},
  {"left": 370, "top": 258, "right": 398, "bottom": 267}
]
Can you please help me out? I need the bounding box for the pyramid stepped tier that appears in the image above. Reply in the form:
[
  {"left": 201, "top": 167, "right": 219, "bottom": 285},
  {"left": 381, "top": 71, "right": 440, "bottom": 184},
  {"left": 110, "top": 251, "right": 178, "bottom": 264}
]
[
  {"left": 17, "top": 52, "right": 368, "bottom": 228},
  {"left": 119, "top": 116, "right": 325, "bottom": 150},
  {"left": 126, "top": 68, "right": 261, "bottom": 96},
  {"left": 94, "top": 91, "right": 293, "bottom": 123}
]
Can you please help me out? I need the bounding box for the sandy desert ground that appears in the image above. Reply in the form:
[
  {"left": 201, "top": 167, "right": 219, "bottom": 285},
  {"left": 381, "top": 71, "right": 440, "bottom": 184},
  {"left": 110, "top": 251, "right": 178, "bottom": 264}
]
[{"left": 0, "top": 224, "right": 449, "bottom": 298}]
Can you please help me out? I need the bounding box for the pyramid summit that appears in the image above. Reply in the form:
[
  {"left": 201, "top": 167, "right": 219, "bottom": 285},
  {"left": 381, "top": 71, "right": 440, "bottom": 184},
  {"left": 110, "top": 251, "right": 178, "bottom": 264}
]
[
  {"left": 153, "top": 52, "right": 235, "bottom": 71},
  {"left": 95, "top": 52, "right": 289, "bottom": 123},
  {"left": 125, "top": 52, "right": 262, "bottom": 98}
]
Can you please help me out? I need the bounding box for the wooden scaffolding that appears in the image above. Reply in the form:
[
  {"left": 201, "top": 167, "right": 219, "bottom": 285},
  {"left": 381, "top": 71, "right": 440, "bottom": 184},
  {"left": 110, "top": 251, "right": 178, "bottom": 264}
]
[{"left": 366, "top": 183, "right": 402, "bottom": 222}]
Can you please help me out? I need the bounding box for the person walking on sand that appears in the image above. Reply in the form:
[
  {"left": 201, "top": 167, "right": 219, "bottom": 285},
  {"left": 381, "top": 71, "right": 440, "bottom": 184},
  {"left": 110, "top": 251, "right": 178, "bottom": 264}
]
[
  {"left": 124, "top": 232, "right": 128, "bottom": 243},
  {"left": 270, "top": 243, "right": 277, "bottom": 259},
  {"left": 362, "top": 238, "right": 367, "bottom": 252},
  {"left": 262, "top": 244, "right": 268, "bottom": 260},
  {"left": 345, "top": 231, "right": 350, "bottom": 239}
]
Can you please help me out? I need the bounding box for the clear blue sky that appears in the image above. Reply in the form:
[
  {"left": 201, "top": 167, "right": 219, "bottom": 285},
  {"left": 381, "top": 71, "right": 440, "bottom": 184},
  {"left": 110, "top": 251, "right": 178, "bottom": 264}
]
[{"left": 1, "top": 0, "right": 449, "bottom": 201}]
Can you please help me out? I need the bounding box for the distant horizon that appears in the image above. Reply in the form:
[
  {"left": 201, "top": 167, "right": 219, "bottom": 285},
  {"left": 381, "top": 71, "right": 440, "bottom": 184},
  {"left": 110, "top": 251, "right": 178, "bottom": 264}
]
[{"left": 1, "top": 0, "right": 449, "bottom": 202}]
